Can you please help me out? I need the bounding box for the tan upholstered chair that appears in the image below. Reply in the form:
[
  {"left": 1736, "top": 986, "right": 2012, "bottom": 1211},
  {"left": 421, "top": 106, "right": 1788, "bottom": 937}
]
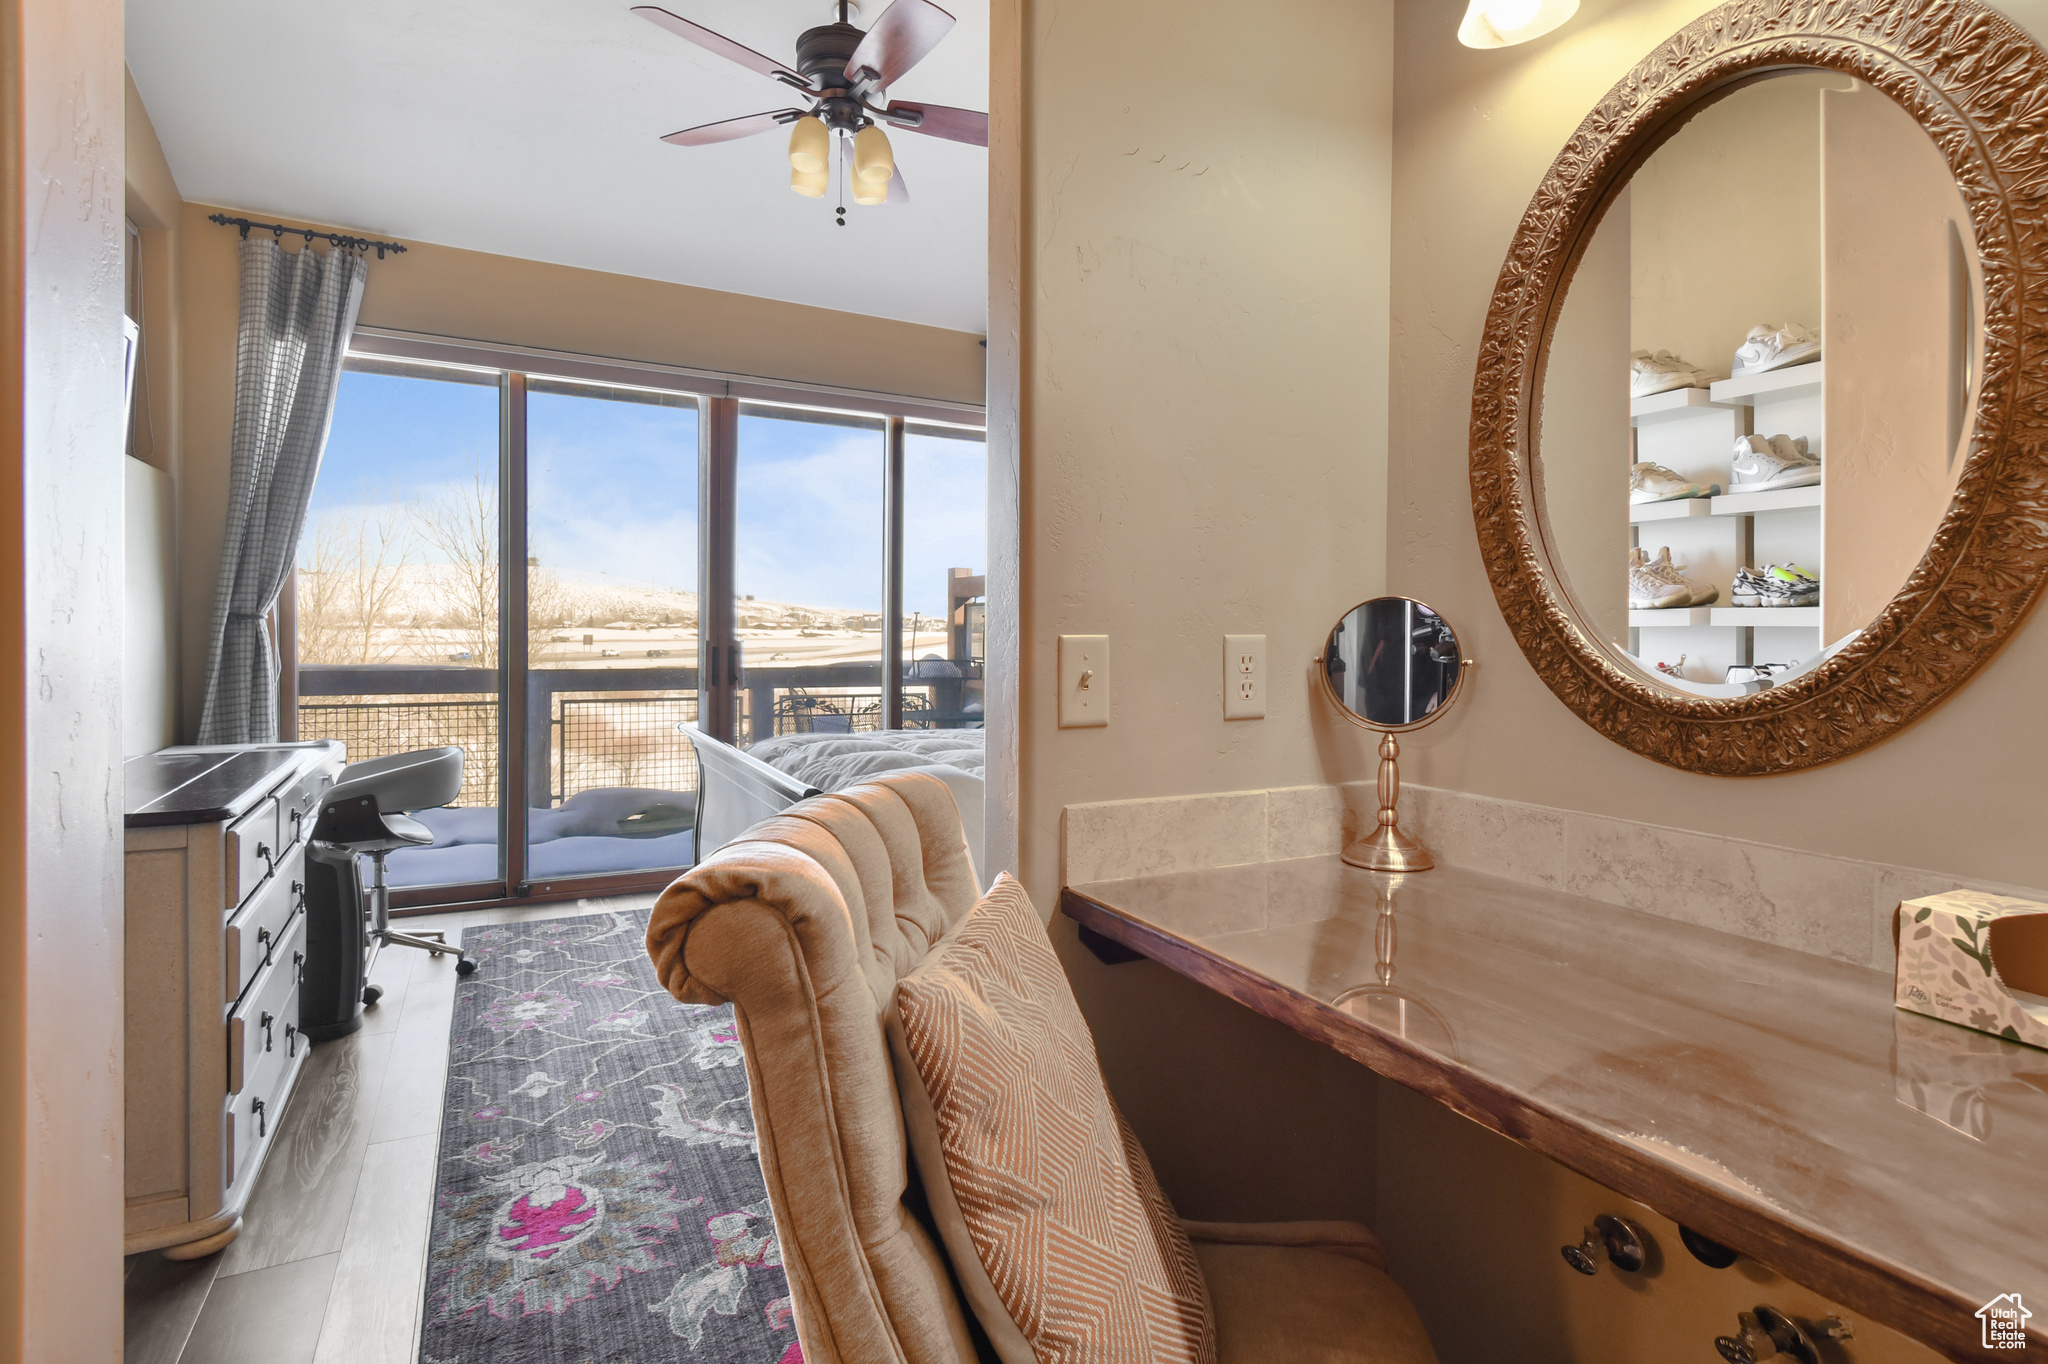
[{"left": 646, "top": 772, "right": 1438, "bottom": 1364}]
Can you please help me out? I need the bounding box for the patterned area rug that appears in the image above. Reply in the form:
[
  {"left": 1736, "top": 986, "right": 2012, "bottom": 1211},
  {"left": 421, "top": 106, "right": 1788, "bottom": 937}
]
[{"left": 418, "top": 910, "right": 801, "bottom": 1364}]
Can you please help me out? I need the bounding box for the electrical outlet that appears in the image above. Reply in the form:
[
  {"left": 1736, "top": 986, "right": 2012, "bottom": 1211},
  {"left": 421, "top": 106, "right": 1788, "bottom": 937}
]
[
  {"left": 1224, "top": 634, "right": 1265, "bottom": 720},
  {"left": 1058, "top": 635, "right": 1110, "bottom": 728}
]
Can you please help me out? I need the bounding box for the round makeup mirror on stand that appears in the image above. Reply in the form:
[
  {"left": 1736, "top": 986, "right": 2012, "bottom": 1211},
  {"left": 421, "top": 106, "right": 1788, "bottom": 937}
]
[{"left": 1318, "top": 597, "right": 1468, "bottom": 871}]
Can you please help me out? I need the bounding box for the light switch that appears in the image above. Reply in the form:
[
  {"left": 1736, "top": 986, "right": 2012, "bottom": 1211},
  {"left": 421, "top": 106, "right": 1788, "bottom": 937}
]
[{"left": 1058, "top": 635, "right": 1109, "bottom": 728}]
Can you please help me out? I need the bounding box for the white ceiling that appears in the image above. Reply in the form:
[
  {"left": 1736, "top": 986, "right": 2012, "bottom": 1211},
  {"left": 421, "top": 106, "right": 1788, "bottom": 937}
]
[{"left": 126, "top": 0, "right": 989, "bottom": 333}]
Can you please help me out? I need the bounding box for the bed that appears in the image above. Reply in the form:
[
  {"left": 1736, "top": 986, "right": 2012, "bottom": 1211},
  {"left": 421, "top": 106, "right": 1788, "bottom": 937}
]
[{"left": 687, "top": 726, "right": 985, "bottom": 885}]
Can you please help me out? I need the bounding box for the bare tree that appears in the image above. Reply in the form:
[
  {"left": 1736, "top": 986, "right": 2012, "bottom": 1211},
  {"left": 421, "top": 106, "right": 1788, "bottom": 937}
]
[
  {"left": 411, "top": 468, "right": 499, "bottom": 669},
  {"left": 296, "top": 504, "right": 413, "bottom": 665}
]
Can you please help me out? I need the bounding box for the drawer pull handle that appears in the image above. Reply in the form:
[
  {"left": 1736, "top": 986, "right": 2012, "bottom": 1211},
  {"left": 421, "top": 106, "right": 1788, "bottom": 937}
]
[
  {"left": 293, "top": 949, "right": 305, "bottom": 980},
  {"left": 291, "top": 879, "right": 306, "bottom": 912},
  {"left": 256, "top": 926, "right": 275, "bottom": 969},
  {"left": 253, "top": 1097, "right": 267, "bottom": 1139},
  {"left": 256, "top": 842, "right": 274, "bottom": 876},
  {"left": 285, "top": 1022, "right": 300, "bottom": 1058},
  {"left": 260, "top": 1010, "right": 274, "bottom": 1053}
]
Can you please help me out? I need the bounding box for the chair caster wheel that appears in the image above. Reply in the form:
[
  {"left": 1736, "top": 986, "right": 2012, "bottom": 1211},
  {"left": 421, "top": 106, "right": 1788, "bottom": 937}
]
[
  {"left": 455, "top": 957, "right": 478, "bottom": 976},
  {"left": 362, "top": 984, "right": 384, "bottom": 1007}
]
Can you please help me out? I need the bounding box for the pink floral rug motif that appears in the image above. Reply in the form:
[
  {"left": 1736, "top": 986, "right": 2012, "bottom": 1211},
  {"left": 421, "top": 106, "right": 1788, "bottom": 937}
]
[{"left": 417, "top": 910, "right": 802, "bottom": 1363}]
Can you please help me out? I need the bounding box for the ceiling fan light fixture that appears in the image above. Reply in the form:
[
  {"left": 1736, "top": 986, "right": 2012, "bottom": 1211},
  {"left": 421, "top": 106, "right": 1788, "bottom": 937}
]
[
  {"left": 791, "top": 163, "right": 829, "bottom": 198},
  {"left": 788, "top": 116, "right": 829, "bottom": 174},
  {"left": 1457, "top": 0, "right": 1577, "bottom": 47},
  {"left": 852, "top": 124, "right": 895, "bottom": 185},
  {"left": 851, "top": 173, "right": 889, "bottom": 206}
]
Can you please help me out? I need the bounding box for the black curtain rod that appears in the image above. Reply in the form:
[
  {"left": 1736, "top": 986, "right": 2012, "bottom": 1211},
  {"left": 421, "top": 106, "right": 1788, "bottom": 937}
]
[{"left": 207, "top": 213, "right": 407, "bottom": 260}]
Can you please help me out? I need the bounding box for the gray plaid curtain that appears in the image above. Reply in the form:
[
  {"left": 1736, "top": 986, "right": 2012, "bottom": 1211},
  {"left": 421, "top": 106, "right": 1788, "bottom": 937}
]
[{"left": 196, "top": 237, "right": 369, "bottom": 744}]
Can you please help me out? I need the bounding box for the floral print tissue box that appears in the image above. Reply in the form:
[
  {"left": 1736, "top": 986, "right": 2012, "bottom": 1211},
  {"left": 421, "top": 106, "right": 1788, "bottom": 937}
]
[{"left": 1895, "top": 890, "right": 2048, "bottom": 1051}]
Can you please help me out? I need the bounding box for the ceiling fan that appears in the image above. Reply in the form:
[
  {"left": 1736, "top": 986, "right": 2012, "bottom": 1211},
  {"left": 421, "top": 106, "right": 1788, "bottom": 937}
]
[{"left": 633, "top": 0, "right": 988, "bottom": 221}]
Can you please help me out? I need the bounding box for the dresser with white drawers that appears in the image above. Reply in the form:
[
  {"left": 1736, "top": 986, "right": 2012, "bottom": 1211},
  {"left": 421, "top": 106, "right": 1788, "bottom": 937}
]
[{"left": 123, "top": 741, "right": 345, "bottom": 1259}]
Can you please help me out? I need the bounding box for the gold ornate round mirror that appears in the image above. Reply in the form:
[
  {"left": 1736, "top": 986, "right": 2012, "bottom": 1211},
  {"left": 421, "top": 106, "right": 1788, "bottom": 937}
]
[{"left": 1469, "top": 0, "right": 2048, "bottom": 774}]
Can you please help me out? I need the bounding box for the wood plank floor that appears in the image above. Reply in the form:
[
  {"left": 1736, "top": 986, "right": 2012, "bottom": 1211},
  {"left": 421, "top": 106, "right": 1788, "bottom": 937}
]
[{"left": 124, "top": 893, "right": 657, "bottom": 1364}]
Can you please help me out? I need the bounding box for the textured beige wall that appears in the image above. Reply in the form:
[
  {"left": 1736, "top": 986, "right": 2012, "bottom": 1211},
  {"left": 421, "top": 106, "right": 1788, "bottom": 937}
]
[
  {"left": 1, "top": 0, "right": 130, "bottom": 1358},
  {"left": 1010, "top": 0, "right": 1396, "bottom": 1227},
  {"left": 169, "top": 198, "right": 987, "bottom": 740},
  {"left": 1628, "top": 71, "right": 1841, "bottom": 373},
  {"left": 1387, "top": 0, "right": 2048, "bottom": 891},
  {"left": 1014, "top": 0, "right": 1396, "bottom": 909},
  {"left": 1822, "top": 84, "right": 1976, "bottom": 645}
]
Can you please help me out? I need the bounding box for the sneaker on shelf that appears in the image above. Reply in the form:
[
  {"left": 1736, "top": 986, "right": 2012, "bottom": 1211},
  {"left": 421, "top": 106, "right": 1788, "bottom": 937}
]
[
  {"left": 1730, "top": 435, "right": 1822, "bottom": 493},
  {"left": 1730, "top": 564, "right": 1818, "bottom": 607},
  {"left": 1730, "top": 322, "right": 1822, "bottom": 378},
  {"left": 1643, "top": 545, "right": 1719, "bottom": 606},
  {"left": 1630, "top": 461, "right": 1719, "bottom": 505},
  {"left": 1629, "top": 549, "right": 1694, "bottom": 610},
  {"left": 1631, "top": 349, "right": 1714, "bottom": 398},
  {"left": 1767, "top": 433, "right": 1819, "bottom": 468}
]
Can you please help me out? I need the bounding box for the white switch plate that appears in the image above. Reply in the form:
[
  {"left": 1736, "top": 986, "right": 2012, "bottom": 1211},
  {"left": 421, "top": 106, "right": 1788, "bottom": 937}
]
[
  {"left": 1224, "top": 634, "right": 1265, "bottom": 720},
  {"left": 1058, "top": 635, "right": 1110, "bottom": 728}
]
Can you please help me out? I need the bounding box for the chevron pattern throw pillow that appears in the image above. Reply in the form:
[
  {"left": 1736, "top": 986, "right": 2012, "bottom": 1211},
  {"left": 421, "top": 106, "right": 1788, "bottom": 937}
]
[{"left": 893, "top": 874, "right": 1216, "bottom": 1364}]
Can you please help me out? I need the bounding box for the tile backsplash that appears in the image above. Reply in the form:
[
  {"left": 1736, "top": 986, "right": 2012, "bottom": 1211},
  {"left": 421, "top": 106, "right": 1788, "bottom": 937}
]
[{"left": 1061, "top": 783, "right": 2047, "bottom": 972}]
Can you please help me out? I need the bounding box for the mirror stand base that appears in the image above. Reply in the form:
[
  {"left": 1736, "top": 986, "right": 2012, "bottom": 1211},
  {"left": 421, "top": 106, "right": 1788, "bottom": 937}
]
[
  {"left": 1342, "top": 731, "right": 1436, "bottom": 872},
  {"left": 1342, "top": 825, "right": 1436, "bottom": 873}
]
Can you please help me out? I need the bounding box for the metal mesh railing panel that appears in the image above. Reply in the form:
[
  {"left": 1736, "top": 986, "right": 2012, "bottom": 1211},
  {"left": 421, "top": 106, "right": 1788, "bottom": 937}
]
[
  {"left": 555, "top": 694, "right": 700, "bottom": 802},
  {"left": 297, "top": 698, "right": 499, "bottom": 808}
]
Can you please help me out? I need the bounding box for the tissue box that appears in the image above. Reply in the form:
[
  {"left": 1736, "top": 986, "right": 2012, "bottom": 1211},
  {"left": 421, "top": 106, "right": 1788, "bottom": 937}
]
[{"left": 1895, "top": 890, "right": 2048, "bottom": 1051}]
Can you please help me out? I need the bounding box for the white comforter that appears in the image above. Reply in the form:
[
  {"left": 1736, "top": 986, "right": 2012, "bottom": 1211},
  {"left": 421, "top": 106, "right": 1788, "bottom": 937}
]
[{"left": 746, "top": 731, "right": 985, "bottom": 881}]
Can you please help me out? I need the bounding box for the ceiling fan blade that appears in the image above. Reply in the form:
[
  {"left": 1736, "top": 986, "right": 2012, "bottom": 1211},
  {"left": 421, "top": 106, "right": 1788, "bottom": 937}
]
[
  {"left": 844, "top": 0, "right": 956, "bottom": 90},
  {"left": 886, "top": 165, "right": 910, "bottom": 205},
  {"left": 883, "top": 101, "right": 987, "bottom": 148},
  {"left": 633, "top": 6, "right": 807, "bottom": 86},
  {"left": 660, "top": 110, "right": 801, "bottom": 146}
]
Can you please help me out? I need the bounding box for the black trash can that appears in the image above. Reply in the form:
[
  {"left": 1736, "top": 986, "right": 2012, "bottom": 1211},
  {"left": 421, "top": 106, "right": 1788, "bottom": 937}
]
[{"left": 299, "top": 842, "right": 367, "bottom": 1041}]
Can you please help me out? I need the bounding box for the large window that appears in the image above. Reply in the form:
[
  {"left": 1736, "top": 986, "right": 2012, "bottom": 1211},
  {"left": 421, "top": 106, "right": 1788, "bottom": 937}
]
[
  {"left": 526, "top": 378, "right": 700, "bottom": 879},
  {"left": 291, "top": 347, "right": 984, "bottom": 907},
  {"left": 736, "top": 404, "right": 884, "bottom": 740}
]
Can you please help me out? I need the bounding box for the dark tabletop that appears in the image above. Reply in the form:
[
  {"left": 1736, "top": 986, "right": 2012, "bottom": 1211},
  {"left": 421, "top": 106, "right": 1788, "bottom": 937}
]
[
  {"left": 125, "top": 743, "right": 338, "bottom": 827},
  {"left": 1060, "top": 858, "right": 2046, "bottom": 1362}
]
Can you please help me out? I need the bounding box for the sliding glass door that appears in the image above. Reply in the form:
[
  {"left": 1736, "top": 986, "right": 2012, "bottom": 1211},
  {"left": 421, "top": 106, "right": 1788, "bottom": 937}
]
[
  {"left": 295, "top": 359, "right": 505, "bottom": 897},
  {"left": 293, "top": 345, "right": 985, "bottom": 908},
  {"left": 735, "top": 404, "right": 884, "bottom": 742},
  {"left": 524, "top": 378, "right": 700, "bottom": 888}
]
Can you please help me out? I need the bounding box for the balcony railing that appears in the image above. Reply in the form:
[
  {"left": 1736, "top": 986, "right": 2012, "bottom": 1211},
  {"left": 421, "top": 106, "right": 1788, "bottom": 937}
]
[{"left": 294, "top": 662, "right": 984, "bottom": 809}]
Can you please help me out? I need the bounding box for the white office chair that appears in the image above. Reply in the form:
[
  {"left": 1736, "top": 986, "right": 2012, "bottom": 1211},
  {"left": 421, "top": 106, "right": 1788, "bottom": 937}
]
[{"left": 310, "top": 746, "right": 476, "bottom": 1000}]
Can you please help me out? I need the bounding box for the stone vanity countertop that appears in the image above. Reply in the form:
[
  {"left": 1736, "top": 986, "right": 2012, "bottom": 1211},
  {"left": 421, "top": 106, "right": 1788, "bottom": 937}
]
[{"left": 1060, "top": 857, "right": 2045, "bottom": 1362}]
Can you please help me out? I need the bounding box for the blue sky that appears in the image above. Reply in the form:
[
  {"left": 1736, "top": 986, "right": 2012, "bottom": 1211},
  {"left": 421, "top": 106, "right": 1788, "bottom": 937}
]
[{"left": 312, "top": 368, "right": 984, "bottom": 617}]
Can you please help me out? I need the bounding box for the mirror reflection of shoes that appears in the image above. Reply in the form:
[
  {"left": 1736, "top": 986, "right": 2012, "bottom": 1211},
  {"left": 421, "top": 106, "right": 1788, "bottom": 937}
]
[
  {"left": 1731, "top": 564, "right": 1819, "bottom": 607},
  {"left": 1628, "top": 547, "right": 1695, "bottom": 609},
  {"left": 1630, "top": 348, "right": 1715, "bottom": 397},
  {"left": 1730, "top": 322, "right": 1822, "bottom": 377},
  {"left": 1629, "top": 461, "right": 1719, "bottom": 504},
  {"left": 1767, "top": 433, "right": 1820, "bottom": 467},
  {"left": 1731, "top": 435, "right": 1823, "bottom": 492},
  {"left": 1635, "top": 545, "right": 1719, "bottom": 606}
]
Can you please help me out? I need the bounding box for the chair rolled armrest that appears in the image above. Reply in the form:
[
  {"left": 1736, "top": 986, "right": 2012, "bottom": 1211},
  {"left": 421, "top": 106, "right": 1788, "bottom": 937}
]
[{"left": 1179, "top": 1219, "right": 1390, "bottom": 1272}]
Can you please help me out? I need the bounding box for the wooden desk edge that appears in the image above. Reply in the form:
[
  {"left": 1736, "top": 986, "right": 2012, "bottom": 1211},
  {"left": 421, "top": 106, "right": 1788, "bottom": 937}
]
[{"left": 1058, "top": 885, "right": 2027, "bottom": 1363}]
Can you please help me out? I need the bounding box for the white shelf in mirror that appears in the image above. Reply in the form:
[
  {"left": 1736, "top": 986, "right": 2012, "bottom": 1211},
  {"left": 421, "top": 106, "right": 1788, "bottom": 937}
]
[
  {"left": 1630, "top": 498, "right": 1715, "bottom": 524},
  {"left": 1710, "top": 485, "right": 1825, "bottom": 516},
  {"left": 1629, "top": 387, "right": 1740, "bottom": 425},
  {"left": 1708, "top": 605, "right": 1821, "bottom": 628},
  {"left": 1709, "top": 360, "right": 1824, "bottom": 405},
  {"left": 1629, "top": 606, "right": 1716, "bottom": 627}
]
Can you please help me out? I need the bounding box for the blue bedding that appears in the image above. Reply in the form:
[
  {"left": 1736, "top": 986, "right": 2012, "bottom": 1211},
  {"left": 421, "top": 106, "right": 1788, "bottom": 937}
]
[{"left": 384, "top": 786, "right": 696, "bottom": 890}]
